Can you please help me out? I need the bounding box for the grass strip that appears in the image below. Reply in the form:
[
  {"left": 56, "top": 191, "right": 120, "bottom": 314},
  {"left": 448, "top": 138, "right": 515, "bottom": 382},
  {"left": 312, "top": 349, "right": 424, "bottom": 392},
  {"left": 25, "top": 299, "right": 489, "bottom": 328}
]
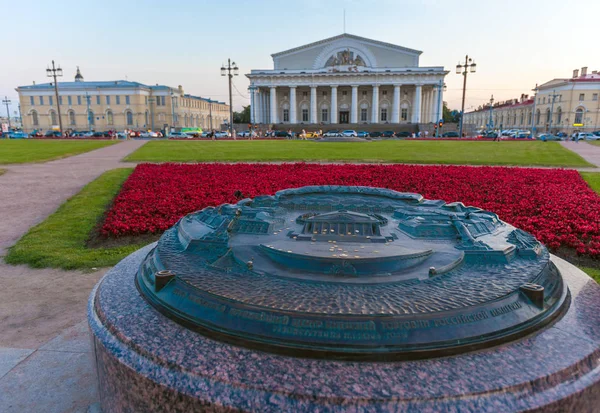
[
  {"left": 125, "top": 140, "right": 593, "bottom": 167},
  {"left": 5, "top": 168, "right": 142, "bottom": 270},
  {"left": 0, "top": 140, "right": 118, "bottom": 164}
]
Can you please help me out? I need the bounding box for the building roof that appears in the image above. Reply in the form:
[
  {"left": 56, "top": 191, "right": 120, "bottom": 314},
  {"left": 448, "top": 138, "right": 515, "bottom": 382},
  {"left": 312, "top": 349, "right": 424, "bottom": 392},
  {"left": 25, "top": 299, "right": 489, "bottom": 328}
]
[
  {"left": 466, "top": 98, "right": 533, "bottom": 114},
  {"left": 17, "top": 80, "right": 153, "bottom": 90},
  {"left": 271, "top": 33, "right": 422, "bottom": 58}
]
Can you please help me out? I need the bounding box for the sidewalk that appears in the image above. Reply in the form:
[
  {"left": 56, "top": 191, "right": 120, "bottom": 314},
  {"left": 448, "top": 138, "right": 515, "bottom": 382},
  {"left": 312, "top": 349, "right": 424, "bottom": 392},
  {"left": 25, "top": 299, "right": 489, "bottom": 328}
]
[
  {"left": 560, "top": 141, "right": 600, "bottom": 168},
  {"left": 0, "top": 140, "right": 146, "bottom": 413}
]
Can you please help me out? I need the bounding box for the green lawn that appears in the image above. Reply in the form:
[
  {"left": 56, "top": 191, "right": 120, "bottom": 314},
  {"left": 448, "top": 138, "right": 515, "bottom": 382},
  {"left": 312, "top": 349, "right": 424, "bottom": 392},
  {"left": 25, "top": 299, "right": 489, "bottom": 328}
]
[
  {"left": 581, "top": 172, "right": 600, "bottom": 194},
  {"left": 0, "top": 140, "right": 118, "bottom": 164},
  {"left": 589, "top": 141, "right": 600, "bottom": 147},
  {"left": 125, "top": 140, "right": 593, "bottom": 167},
  {"left": 5, "top": 168, "right": 143, "bottom": 270}
]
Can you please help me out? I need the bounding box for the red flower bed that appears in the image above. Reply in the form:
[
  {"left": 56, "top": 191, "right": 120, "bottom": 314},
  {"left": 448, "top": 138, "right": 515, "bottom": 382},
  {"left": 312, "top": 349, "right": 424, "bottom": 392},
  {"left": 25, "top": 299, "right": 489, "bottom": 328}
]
[{"left": 101, "top": 163, "right": 600, "bottom": 258}]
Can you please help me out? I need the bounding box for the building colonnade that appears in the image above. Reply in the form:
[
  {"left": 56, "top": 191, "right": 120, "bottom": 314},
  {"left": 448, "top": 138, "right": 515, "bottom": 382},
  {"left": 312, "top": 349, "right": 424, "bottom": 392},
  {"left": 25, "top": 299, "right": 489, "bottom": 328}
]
[{"left": 250, "top": 84, "right": 442, "bottom": 125}]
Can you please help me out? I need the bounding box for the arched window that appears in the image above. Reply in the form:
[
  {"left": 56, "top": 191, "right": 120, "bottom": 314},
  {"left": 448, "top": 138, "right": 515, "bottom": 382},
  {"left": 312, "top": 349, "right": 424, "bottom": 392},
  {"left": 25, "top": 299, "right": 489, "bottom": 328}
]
[
  {"left": 184, "top": 114, "right": 188, "bottom": 127},
  {"left": 557, "top": 107, "right": 562, "bottom": 124},
  {"left": 69, "top": 110, "right": 76, "bottom": 125},
  {"left": 535, "top": 110, "right": 541, "bottom": 125},
  {"left": 527, "top": 111, "right": 532, "bottom": 126},
  {"left": 88, "top": 111, "right": 95, "bottom": 125},
  {"left": 520, "top": 112, "right": 524, "bottom": 125},
  {"left": 546, "top": 109, "right": 551, "bottom": 123},
  {"left": 513, "top": 113, "right": 517, "bottom": 125},
  {"left": 144, "top": 111, "right": 149, "bottom": 126},
  {"left": 107, "top": 110, "right": 114, "bottom": 125},
  {"left": 126, "top": 111, "right": 133, "bottom": 126},
  {"left": 50, "top": 110, "right": 57, "bottom": 126},
  {"left": 575, "top": 108, "right": 584, "bottom": 124},
  {"left": 32, "top": 111, "right": 39, "bottom": 126}
]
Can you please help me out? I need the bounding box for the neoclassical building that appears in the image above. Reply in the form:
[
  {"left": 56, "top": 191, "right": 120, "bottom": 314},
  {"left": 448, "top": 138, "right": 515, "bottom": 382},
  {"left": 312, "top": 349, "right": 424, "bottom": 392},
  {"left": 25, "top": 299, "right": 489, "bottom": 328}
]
[
  {"left": 16, "top": 68, "right": 229, "bottom": 133},
  {"left": 247, "top": 34, "right": 448, "bottom": 126},
  {"left": 465, "top": 67, "right": 600, "bottom": 133}
]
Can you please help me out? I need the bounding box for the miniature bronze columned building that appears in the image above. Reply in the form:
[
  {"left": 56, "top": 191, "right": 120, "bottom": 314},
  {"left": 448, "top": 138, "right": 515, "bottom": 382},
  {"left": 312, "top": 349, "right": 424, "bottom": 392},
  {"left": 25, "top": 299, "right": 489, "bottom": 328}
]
[{"left": 89, "top": 186, "right": 600, "bottom": 412}]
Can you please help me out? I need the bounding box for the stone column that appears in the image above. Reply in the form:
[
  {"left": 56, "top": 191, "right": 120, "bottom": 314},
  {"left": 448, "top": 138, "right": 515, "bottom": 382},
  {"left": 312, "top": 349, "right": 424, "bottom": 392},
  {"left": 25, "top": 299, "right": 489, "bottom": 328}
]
[
  {"left": 310, "top": 86, "right": 317, "bottom": 124},
  {"left": 351, "top": 85, "right": 358, "bottom": 124},
  {"left": 253, "top": 89, "right": 259, "bottom": 124},
  {"left": 289, "top": 87, "right": 297, "bottom": 124},
  {"left": 412, "top": 85, "right": 422, "bottom": 123},
  {"left": 423, "top": 90, "right": 430, "bottom": 123},
  {"left": 270, "top": 87, "right": 277, "bottom": 125},
  {"left": 262, "top": 91, "right": 267, "bottom": 124},
  {"left": 431, "top": 87, "right": 439, "bottom": 123},
  {"left": 371, "top": 85, "right": 379, "bottom": 124},
  {"left": 392, "top": 85, "right": 401, "bottom": 123},
  {"left": 330, "top": 86, "right": 338, "bottom": 124}
]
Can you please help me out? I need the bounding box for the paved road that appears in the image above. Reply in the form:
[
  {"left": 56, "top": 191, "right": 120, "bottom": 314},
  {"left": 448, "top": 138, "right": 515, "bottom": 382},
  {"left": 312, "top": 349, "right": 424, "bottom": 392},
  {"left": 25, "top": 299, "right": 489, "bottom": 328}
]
[
  {"left": 0, "top": 141, "right": 145, "bottom": 413},
  {"left": 560, "top": 141, "right": 600, "bottom": 168}
]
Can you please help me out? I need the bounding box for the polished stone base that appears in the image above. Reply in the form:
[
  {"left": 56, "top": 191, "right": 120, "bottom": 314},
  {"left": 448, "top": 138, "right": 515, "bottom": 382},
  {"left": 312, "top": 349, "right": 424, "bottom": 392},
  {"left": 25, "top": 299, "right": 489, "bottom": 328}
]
[{"left": 89, "top": 244, "right": 600, "bottom": 412}]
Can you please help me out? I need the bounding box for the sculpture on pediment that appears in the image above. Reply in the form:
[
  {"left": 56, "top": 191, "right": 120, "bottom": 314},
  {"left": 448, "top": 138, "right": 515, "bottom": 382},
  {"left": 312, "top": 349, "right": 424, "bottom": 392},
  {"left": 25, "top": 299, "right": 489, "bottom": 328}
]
[{"left": 325, "top": 50, "right": 367, "bottom": 68}]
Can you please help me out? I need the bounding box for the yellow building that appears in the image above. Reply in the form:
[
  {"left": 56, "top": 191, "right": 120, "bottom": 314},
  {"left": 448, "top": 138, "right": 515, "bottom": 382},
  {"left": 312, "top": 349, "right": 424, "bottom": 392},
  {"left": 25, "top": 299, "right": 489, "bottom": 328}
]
[
  {"left": 16, "top": 68, "right": 229, "bottom": 133},
  {"left": 464, "top": 67, "right": 600, "bottom": 134}
]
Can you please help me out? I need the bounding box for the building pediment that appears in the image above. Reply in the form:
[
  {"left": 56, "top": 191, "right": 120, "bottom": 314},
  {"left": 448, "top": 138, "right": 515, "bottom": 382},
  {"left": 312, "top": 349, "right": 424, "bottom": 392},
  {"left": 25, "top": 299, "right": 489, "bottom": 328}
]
[{"left": 271, "top": 34, "right": 422, "bottom": 71}]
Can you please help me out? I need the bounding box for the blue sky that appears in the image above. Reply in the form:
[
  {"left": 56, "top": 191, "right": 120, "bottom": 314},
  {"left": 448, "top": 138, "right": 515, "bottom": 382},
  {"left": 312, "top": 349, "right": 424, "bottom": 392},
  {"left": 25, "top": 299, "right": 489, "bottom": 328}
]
[{"left": 2, "top": 0, "right": 599, "bottom": 114}]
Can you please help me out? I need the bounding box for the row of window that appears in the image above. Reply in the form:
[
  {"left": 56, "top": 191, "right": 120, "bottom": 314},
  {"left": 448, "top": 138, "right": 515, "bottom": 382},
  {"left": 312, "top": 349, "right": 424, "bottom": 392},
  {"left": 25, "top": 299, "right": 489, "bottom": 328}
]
[
  {"left": 31, "top": 109, "right": 210, "bottom": 128},
  {"left": 285, "top": 90, "right": 391, "bottom": 99},
  {"left": 30, "top": 95, "right": 133, "bottom": 106},
  {"left": 280, "top": 108, "right": 410, "bottom": 123},
  {"left": 538, "top": 93, "right": 598, "bottom": 104},
  {"left": 470, "top": 107, "right": 586, "bottom": 126}
]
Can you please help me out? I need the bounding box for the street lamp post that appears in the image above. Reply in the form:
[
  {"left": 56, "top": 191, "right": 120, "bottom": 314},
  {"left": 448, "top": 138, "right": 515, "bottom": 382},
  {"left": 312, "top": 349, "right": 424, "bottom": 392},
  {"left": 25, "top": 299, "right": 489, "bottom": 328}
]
[
  {"left": 221, "top": 59, "right": 239, "bottom": 135},
  {"left": 488, "top": 95, "right": 494, "bottom": 131},
  {"left": 208, "top": 98, "right": 213, "bottom": 130},
  {"left": 434, "top": 80, "right": 447, "bottom": 138},
  {"left": 147, "top": 97, "right": 156, "bottom": 131},
  {"left": 548, "top": 89, "right": 560, "bottom": 133},
  {"left": 46, "top": 60, "right": 64, "bottom": 136},
  {"left": 2, "top": 96, "right": 11, "bottom": 130},
  {"left": 531, "top": 84, "right": 538, "bottom": 137},
  {"left": 456, "top": 55, "right": 476, "bottom": 138}
]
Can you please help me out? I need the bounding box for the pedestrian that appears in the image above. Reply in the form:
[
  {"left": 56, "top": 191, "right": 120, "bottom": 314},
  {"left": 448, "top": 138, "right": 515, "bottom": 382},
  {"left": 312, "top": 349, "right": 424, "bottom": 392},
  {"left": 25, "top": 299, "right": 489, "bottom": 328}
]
[
  {"left": 424, "top": 130, "right": 429, "bottom": 138},
  {"left": 301, "top": 129, "right": 307, "bottom": 140},
  {"left": 287, "top": 128, "right": 292, "bottom": 139}
]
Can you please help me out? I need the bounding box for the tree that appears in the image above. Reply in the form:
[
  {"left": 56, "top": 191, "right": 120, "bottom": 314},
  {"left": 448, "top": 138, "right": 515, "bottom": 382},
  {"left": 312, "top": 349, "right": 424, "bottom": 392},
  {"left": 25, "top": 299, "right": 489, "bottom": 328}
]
[
  {"left": 233, "top": 106, "right": 251, "bottom": 124},
  {"left": 443, "top": 103, "right": 460, "bottom": 123}
]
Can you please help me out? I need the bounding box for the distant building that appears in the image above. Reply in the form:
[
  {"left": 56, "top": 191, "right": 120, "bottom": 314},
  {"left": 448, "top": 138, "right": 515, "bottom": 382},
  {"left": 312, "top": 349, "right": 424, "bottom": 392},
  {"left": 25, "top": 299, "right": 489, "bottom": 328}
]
[
  {"left": 247, "top": 34, "right": 448, "bottom": 126},
  {"left": 465, "top": 67, "right": 600, "bottom": 134},
  {"left": 16, "top": 68, "right": 229, "bottom": 132}
]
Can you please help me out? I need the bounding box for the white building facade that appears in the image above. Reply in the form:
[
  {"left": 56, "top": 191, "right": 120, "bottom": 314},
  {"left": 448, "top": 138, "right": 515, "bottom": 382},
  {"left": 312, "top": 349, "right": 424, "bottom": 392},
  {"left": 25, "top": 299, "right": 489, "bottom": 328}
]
[{"left": 247, "top": 34, "right": 448, "bottom": 126}]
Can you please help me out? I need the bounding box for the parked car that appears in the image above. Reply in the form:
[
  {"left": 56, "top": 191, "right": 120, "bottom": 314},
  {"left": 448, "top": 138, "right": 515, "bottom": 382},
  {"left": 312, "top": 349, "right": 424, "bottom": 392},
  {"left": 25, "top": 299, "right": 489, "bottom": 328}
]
[
  {"left": 273, "top": 130, "right": 291, "bottom": 138},
  {"left": 592, "top": 131, "right": 600, "bottom": 137},
  {"left": 574, "top": 132, "right": 600, "bottom": 141},
  {"left": 396, "top": 131, "right": 411, "bottom": 138},
  {"left": 483, "top": 131, "right": 499, "bottom": 138},
  {"left": 501, "top": 129, "right": 518, "bottom": 136},
  {"left": 341, "top": 130, "right": 358, "bottom": 137},
  {"left": 92, "top": 131, "right": 110, "bottom": 138},
  {"left": 169, "top": 132, "right": 192, "bottom": 139},
  {"left": 323, "top": 130, "right": 341, "bottom": 137},
  {"left": 370, "top": 131, "right": 382, "bottom": 138},
  {"left": 8, "top": 131, "right": 29, "bottom": 139},
  {"left": 214, "top": 131, "right": 228, "bottom": 138},
  {"left": 44, "top": 130, "right": 62, "bottom": 137},
  {"left": 381, "top": 131, "right": 396, "bottom": 138},
  {"left": 237, "top": 130, "right": 252, "bottom": 137},
  {"left": 356, "top": 131, "right": 369, "bottom": 138},
  {"left": 556, "top": 132, "right": 568, "bottom": 138},
  {"left": 442, "top": 131, "right": 459, "bottom": 137},
  {"left": 140, "top": 131, "right": 159, "bottom": 138},
  {"left": 538, "top": 133, "right": 562, "bottom": 142}
]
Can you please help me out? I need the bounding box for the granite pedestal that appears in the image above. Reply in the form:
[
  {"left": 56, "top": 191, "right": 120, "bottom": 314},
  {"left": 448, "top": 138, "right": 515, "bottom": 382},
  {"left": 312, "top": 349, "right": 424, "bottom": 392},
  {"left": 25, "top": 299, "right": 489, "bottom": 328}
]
[{"left": 89, "top": 247, "right": 600, "bottom": 413}]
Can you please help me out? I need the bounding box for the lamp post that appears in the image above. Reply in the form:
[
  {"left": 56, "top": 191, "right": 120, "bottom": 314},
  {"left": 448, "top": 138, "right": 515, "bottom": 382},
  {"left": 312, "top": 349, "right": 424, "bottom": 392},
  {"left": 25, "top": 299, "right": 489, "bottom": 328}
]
[
  {"left": 221, "top": 59, "right": 239, "bottom": 135},
  {"left": 170, "top": 92, "right": 177, "bottom": 131},
  {"left": 488, "top": 95, "right": 494, "bottom": 131},
  {"left": 434, "top": 81, "right": 447, "bottom": 138},
  {"left": 456, "top": 55, "right": 476, "bottom": 138},
  {"left": 46, "top": 60, "right": 64, "bottom": 136},
  {"left": 208, "top": 98, "right": 213, "bottom": 130},
  {"left": 531, "top": 84, "right": 538, "bottom": 137},
  {"left": 148, "top": 97, "right": 155, "bottom": 131},
  {"left": 548, "top": 89, "right": 560, "bottom": 133},
  {"left": 2, "top": 96, "right": 11, "bottom": 130}
]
